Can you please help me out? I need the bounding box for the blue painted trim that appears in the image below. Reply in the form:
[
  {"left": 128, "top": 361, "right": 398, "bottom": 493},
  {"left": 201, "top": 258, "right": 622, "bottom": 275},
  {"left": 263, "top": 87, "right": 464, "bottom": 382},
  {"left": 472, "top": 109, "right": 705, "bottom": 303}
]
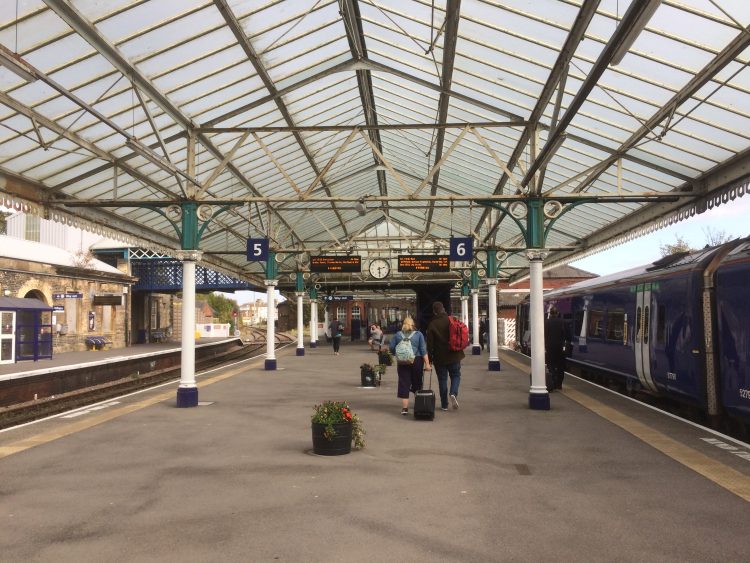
[
  {"left": 472, "top": 345, "right": 481, "bottom": 355},
  {"left": 310, "top": 341, "right": 317, "bottom": 348},
  {"left": 176, "top": 387, "right": 198, "bottom": 408},
  {"left": 265, "top": 358, "right": 277, "bottom": 370},
  {"left": 296, "top": 348, "right": 305, "bottom": 356},
  {"left": 529, "top": 392, "right": 550, "bottom": 410},
  {"left": 488, "top": 360, "right": 501, "bottom": 371}
]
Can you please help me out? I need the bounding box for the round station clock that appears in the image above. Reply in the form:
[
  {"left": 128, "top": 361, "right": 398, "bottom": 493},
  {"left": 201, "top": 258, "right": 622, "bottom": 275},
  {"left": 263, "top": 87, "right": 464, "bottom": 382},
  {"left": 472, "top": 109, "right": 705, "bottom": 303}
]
[{"left": 368, "top": 258, "right": 390, "bottom": 279}]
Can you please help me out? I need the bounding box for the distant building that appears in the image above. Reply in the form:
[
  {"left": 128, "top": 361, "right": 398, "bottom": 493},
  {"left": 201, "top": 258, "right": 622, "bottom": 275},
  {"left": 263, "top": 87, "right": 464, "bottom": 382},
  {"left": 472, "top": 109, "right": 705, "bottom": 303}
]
[{"left": 239, "top": 299, "right": 277, "bottom": 326}]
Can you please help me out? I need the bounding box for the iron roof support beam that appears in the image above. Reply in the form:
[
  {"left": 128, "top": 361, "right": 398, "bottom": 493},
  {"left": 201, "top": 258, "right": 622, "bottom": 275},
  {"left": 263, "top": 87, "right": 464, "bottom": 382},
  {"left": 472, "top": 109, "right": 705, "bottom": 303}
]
[
  {"left": 424, "top": 0, "right": 461, "bottom": 233},
  {"left": 213, "top": 0, "right": 349, "bottom": 238},
  {"left": 340, "top": 0, "right": 388, "bottom": 199},
  {"left": 43, "top": 0, "right": 303, "bottom": 247}
]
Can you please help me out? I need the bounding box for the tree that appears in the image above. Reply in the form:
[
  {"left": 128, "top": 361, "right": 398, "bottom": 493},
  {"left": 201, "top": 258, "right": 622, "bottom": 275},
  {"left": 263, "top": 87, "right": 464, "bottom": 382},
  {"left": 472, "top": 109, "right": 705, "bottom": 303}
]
[
  {"left": 703, "top": 226, "right": 733, "bottom": 247},
  {"left": 206, "top": 293, "right": 239, "bottom": 326},
  {"left": 659, "top": 234, "right": 693, "bottom": 257},
  {"left": 0, "top": 211, "right": 11, "bottom": 235}
]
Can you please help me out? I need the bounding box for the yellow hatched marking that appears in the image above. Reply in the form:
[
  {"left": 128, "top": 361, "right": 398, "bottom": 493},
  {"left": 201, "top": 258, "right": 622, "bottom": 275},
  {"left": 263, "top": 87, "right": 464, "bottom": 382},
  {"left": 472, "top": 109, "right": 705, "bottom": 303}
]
[
  {"left": 499, "top": 351, "right": 750, "bottom": 502},
  {"left": 0, "top": 358, "right": 263, "bottom": 460}
]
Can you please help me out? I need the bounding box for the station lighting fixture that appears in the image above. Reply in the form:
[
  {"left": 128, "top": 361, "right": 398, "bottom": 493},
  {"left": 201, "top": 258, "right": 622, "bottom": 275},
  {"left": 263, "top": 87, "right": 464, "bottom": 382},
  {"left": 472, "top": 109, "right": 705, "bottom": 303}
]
[
  {"left": 125, "top": 139, "right": 179, "bottom": 176},
  {"left": 610, "top": 0, "right": 662, "bottom": 66},
  {"left": 0, "top": 44, "right": 38, "bottom": 83}
]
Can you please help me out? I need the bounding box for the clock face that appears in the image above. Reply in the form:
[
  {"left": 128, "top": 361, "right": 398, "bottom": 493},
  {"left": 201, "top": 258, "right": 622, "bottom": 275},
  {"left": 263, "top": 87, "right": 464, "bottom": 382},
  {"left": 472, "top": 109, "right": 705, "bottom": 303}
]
[{"left": 369, "top": 258, "right": 390, "bottom": 279}]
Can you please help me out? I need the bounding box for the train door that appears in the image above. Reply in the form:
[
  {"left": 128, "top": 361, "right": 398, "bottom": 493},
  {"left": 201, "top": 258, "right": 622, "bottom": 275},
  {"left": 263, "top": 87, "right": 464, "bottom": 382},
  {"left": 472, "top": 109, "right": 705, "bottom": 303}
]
[
  {"left": 0, "top": 311, "right": 16, "bottom": 364},
  {"left": 634, "top": 286, "right": 658, "bottom": 392}
]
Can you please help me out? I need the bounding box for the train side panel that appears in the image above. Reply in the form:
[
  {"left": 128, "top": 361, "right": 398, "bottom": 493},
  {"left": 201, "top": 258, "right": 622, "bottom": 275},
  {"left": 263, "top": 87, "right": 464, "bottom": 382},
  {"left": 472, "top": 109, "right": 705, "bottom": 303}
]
[{"left": 715, "top": 252, "right": 750, "bottom": 425}]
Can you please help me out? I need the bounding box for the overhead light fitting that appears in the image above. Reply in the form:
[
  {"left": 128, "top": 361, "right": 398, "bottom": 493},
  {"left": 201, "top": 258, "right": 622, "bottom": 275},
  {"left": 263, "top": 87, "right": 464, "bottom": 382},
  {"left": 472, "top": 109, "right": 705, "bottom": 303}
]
[
  {"left": 610, "top": 0, "right": 661, "bottom": 66},
  {"left": 355, "top": 197, "right": 367, "bottom": 216},
  {"left": 126, "top": 139, "right": 179, "bottom": 176},
  {"left": 0, "top": 44, "right": 38, "bottom": 83}
]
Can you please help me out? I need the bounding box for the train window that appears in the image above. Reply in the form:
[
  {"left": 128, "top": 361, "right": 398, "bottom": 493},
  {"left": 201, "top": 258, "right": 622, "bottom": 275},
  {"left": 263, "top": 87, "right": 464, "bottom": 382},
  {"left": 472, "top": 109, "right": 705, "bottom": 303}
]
[
  {"left": 588, "top": 309, "right": 605, "bottom": 339},
  {"left": 643, "top": 306, "right": 650, "bottom": 344},
  {"left": 606, "top": 309, "right": 625, "bottom": 342},
  {"left": 635, "top": 306, "right": 642, "bottom": 344},
  {"left": 656, "top": 304, "right": 666, "bottom": 345}
]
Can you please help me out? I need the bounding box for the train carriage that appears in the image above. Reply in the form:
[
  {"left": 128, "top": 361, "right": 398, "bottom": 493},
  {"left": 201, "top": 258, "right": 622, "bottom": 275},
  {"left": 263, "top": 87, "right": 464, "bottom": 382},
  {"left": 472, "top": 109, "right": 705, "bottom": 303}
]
[{"left": 517, "top": 237, "right": 750, "bottom": 432}]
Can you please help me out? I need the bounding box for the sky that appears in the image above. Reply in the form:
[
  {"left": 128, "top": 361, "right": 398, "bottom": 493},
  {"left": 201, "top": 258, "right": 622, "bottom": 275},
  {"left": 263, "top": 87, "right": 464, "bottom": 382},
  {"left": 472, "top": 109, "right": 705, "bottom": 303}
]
[
  {"left": 221, "top": 195, "right": 750, "bottom": 304},
  {"left": 570, "top": 195, "right": 750, "bottom": 276}
]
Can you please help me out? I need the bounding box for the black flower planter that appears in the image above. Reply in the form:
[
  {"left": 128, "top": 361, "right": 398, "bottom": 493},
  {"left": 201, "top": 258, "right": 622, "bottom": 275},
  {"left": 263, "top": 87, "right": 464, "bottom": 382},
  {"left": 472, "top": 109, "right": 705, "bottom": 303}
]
[
  {"left": 361, "top": 367, "right": 377, "bottom": 387},
  {"left": 311, "top": 422, "right": 353, "bottom": 455}
]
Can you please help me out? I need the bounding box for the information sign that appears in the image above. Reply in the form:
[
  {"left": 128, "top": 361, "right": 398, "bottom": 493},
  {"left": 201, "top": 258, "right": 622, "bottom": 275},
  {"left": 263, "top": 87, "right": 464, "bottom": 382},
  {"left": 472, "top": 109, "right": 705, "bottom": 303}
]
[
  {"left": 397, "top": 255, "right": 450, "bottom": 272},
  {"left": 246, "top": 238, "right": 269, "bottom": 261},
  {"left": 310, "top": 255, "right": 361, "bottom": 273},
  {"left": 449, "top": 237, "right": 473, "bottom": 261},
  {"left": 53, "top": 292, "right": 83, "bottom": 299}
]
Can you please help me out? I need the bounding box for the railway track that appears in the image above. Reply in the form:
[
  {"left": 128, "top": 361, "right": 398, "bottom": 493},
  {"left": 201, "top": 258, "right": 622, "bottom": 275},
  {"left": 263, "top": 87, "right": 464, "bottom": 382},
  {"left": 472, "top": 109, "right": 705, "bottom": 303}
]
[{"left": 0, "top": 332, "right": 295, "bottom": 430}]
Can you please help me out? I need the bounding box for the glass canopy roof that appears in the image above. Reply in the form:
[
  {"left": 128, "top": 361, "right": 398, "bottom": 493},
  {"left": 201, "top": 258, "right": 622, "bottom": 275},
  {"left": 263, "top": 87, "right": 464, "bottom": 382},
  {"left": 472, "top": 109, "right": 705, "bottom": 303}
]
[{"left": 1, "top": 0, "right": 749, "bottom": 291}]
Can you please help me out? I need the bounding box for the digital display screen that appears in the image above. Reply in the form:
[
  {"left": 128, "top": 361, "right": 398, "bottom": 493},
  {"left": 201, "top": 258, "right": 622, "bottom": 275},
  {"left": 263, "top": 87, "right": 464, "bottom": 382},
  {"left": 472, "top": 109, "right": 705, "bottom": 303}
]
[
  {"left": 310, "top": 255, "right": 361, "bottom": 273},
  {"left": 397, "top": 255, "right": 450, "bottom": 272}
]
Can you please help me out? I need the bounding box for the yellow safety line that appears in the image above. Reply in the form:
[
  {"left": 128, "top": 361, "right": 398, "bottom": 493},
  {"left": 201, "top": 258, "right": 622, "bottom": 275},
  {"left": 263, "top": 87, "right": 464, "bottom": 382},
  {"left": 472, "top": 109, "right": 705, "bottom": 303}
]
[
  {"left": 499, "top": 350, "right": 750, "bottom": 502},
  {"left": 0, "top": 357, "right": 265, "bottom": 460}
]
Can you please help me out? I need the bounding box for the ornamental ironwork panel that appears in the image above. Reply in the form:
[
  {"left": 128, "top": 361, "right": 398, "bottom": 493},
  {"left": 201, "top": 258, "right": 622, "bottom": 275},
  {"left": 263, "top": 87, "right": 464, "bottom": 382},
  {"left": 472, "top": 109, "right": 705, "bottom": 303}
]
[{"left": 131, "top": 259, "right": 253, "bottom": 292}]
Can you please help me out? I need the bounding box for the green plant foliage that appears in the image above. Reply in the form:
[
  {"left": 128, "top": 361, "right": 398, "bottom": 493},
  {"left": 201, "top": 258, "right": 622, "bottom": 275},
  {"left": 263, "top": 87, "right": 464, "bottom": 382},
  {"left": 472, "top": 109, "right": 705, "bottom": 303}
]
[
  {"left": 206, "top": 292, "right": 239, "bottom": 325},
  {"left": 311, "top": 400, "right": 365, "bottom": 449}
]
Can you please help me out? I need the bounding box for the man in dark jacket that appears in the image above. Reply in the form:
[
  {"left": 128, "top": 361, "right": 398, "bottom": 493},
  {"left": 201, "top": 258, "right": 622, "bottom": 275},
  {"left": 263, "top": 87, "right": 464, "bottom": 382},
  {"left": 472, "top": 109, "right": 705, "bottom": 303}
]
[
  {"left": 544, "top": 307, "right": 569, "bottom": 390},
  {"left": 426, "top": 301, "right": 465, "bottom": 411}
]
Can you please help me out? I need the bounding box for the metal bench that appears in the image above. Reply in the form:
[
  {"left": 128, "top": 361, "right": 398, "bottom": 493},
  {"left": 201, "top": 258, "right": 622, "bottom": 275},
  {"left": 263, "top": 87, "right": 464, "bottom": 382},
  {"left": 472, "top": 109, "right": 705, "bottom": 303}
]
[
  {"left": 151, "top": 330, "right": 167, "bottom": 343},
  {"left": 85, "top": 336, "right": 113, "bottom": 350}
]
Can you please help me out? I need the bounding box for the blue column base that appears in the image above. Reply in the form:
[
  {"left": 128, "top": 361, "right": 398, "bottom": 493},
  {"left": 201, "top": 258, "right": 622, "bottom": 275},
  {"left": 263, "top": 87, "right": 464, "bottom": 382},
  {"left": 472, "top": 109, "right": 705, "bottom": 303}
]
[
  {"left": 265, "top": 358, "right": 277, "bottom": 370},
  {"left": 310, "top": 341, "right": 317, "bottom": 348},
  {"left": 529, "top": 392, "right": 550, "bottom": 410},
  {"left": 472, "top": 345, "right": 481, "bottom": 355},
  {"left": 176, "top": 387, "right": 198, "bottom": 408},
  {"left": 578, "top": 344, "right": 588, "bottom": 353},
  {"left": 296, "top": 348, "right": 305, "bottom": 356},
  {"left": 488, "top": 359, "right": 501, "bottom": 371}
]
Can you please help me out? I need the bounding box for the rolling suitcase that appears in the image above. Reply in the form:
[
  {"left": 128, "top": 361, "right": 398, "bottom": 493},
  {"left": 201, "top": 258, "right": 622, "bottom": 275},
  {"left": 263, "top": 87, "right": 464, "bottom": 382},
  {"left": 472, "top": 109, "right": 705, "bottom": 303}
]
[{"left": 414, "top": 368, "right": 435, "bottom": 420}]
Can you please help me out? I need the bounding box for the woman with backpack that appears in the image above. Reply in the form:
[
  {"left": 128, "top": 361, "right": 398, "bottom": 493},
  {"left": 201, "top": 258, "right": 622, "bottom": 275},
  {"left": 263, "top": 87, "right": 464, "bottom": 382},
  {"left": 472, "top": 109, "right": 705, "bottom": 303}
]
[{"left": 389, "top": 317, "right": 430, "bottom": 416}]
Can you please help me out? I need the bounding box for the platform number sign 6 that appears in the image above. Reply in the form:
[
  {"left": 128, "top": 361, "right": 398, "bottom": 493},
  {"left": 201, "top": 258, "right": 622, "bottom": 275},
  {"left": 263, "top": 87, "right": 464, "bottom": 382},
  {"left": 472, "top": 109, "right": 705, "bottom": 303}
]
[
  {"left": 246, "top": 238, "right": 269, "bottom": 262},
  {"left": 449, "top": 237, "right": 473, "bottom": 262}
]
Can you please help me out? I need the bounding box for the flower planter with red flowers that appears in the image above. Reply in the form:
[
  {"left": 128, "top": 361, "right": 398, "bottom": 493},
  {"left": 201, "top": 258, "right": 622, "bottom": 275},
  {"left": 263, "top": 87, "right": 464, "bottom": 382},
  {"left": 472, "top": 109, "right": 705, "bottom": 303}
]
[{"left": 311, "top": 401, "right": 365, "bottom": 454}]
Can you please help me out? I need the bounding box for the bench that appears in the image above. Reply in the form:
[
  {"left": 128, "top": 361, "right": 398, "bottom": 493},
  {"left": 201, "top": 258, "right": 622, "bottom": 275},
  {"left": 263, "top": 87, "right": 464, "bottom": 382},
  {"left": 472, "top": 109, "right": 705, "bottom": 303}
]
[
  {"left": 85, "top": 336, "right": 113, "bottom": 351},
  {"left": 151, "top": 329, "right": 167, "bottom": 343}
]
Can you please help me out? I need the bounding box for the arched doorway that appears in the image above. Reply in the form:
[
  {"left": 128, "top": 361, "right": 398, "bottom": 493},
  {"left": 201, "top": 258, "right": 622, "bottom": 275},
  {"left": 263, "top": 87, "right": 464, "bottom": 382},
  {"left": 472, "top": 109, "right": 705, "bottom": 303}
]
[{"left": 11, "top": 290, "right": 54, "bottom": 361}]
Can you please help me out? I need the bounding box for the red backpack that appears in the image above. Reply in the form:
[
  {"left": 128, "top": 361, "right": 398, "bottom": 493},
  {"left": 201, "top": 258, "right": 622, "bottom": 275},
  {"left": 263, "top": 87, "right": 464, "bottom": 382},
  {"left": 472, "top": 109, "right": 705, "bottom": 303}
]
[{"left": 448, "top": 316, "right": 469, "bottom": 351}]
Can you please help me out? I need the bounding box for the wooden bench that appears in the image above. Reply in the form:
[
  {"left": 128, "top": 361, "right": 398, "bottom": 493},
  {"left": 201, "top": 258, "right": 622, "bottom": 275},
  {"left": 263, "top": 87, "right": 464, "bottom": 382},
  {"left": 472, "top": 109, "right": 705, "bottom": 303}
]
[{"left": 85, "top": 336, "right": 113, "bottom": 350}]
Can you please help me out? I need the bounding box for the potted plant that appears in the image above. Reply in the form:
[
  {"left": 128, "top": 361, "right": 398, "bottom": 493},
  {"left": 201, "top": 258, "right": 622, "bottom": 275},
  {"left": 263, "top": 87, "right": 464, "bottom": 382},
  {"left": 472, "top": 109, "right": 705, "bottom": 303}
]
[
  {"left": 311, "top": 401, "right": 365, "bottom": 455},
  {"left": 360, "top": 363, "right": 377, "bottom": 387},
  {"left": 378, "top": 350, "right": 393, "bottom": 366},
  {"left": 373, "top": 364, "right": 386, "bottom": 385}
]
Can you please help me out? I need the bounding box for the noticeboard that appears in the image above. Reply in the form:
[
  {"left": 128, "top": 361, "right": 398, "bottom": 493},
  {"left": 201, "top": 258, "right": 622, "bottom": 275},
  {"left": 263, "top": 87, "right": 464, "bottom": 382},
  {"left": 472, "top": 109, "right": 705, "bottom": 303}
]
[
  {"left": 310, "top": 255, "right": 361, "bottom": 273},
  {"left": 397, "top": 255, "right": 450, "bottom": 272}
]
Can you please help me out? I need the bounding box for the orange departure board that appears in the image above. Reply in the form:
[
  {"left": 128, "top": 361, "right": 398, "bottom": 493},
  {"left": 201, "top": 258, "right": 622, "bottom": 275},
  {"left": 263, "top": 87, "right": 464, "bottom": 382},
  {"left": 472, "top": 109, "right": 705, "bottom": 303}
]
[
  {"left": 310, "top": 255, "right": 361, "bottom": 273},
  {"left": 397, "top": 255, "right": 450, "bottom": 272}
]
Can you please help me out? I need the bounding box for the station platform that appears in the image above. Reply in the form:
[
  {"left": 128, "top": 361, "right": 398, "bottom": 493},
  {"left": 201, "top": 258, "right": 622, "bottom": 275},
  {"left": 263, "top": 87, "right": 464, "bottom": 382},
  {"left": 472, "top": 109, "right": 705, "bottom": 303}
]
[{"left": 1, "top": 339, "right": 749, "bottom": 561}]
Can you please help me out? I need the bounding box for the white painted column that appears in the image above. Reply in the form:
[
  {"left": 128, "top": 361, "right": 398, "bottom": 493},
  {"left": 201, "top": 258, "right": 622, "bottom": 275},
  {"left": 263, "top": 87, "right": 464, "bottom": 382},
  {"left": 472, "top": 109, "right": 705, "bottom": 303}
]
[
  {"left": 309, "top": 299, "right": 317, "bottom": 348},
  {"left": 487, "top": 278, "right": 500, "bottom": 371},
  {"left": 461, "top": 295, "right": 469, "bottom": 327},
  {"left": 471, "top": 289, "right": 481, "bottom": 355},
  {"left": 527, "top": 251, "right": 550, "bottom": 410},
  {"left": 579, "top": 296, "right": 591, "bottom": 352},
  {"left": 176, "top": 250, "right": 201, "bottom": 407},
  {"left": 295, "top": 292, "right": 305, "bottom": 356},
  {"left": 324, "top": 307, "right": 330, "bottom": 341},
  {"left": 265, "top": 280, "right": 277, "bottom": 370}
]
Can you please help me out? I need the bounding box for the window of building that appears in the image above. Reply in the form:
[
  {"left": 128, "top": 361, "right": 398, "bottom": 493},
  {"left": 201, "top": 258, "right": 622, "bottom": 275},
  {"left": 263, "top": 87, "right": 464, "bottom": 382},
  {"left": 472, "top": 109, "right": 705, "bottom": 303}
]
[
  {"left": 337, "top": 307, "right": 345, "bottom": 322},
  {"left": 588, "top": 309, "right": 605, "bottom": 339},
  {"left": 351, "top": 306, "right": 360, "bottom": 319},
  {"left": 24, "top": 214, "right": 40, "bottom": 242},
  {"left": 102, "top": 306, "right": 112, "bottom": 333},
  {"left": 63, "top": 297, "right": 78, "bottom": 334},
  {"left": 606, "top": 309, "right": 625, "bottom": 342}
]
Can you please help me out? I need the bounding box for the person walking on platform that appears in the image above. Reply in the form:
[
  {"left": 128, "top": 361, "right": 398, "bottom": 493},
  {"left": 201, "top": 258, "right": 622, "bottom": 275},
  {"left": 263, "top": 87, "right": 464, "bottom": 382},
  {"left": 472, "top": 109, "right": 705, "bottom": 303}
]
[
  {"left": 370, "top": 324, "right": 384, "bottom": 351},
  {"left": 330, "top": 319, "right": 344, "bottom": 355},
  {"left": 426, "top": 301, "right": 465, "bottom": 411},
  {"left": 544, "top": 307, "right": 569, "bottom": 390},
  {"left": 479, "top": 317, "right": 488, "bottom": 352},
  {"left": 389, "top": 317, "right": 430, "bottom": 416}
]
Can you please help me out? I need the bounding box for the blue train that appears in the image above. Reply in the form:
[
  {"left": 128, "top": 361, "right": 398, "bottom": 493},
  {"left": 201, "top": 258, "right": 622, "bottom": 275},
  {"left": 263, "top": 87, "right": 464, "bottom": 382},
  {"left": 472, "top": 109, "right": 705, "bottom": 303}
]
[{"left": 517, "top": 236, "right": 750, "bottom": 433}]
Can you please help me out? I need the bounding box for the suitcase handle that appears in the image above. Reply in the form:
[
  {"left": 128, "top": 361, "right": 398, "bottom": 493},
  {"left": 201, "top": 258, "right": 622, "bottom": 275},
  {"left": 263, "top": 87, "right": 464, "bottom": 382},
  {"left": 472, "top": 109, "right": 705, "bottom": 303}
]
[{"left": 422, "top": 367, "right": 432, "bottom": 390}]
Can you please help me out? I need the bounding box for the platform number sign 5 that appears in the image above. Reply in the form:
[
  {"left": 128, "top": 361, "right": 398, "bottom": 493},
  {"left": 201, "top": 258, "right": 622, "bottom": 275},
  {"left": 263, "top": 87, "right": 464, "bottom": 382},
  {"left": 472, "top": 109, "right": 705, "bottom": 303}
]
[
  {"left": 449, "top": 237, "right": 473, "bottom": 262},
  {"left": 246, "top": 238, "right": 269, "bottom": 262}
]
